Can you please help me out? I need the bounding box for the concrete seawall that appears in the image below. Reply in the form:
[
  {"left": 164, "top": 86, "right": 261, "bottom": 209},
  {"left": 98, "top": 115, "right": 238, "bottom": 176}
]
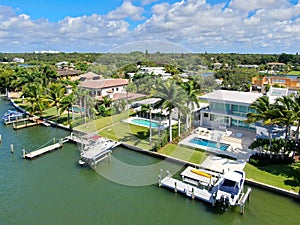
[{"left": 8, "top": 99, "right": 300, "bottom": 200}]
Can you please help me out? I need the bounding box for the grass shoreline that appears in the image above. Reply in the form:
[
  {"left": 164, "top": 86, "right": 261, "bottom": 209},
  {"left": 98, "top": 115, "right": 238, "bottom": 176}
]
[{"left": 9, "top": 98, "right": 299, "bottom": 195}]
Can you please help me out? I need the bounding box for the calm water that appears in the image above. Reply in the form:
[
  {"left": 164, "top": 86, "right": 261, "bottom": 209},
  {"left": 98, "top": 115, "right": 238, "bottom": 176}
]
[{"left": 1, "top": 98, "right": 300, "bottom": 225}]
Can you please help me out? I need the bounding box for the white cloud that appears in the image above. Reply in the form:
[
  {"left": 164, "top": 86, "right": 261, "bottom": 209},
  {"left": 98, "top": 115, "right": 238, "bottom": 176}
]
[
  {"left": 140, "top": 0, "right": 160, "bottom": 5},
  {"left": 106, "top": 1, "right": 145, "bottom": 21},
  {"left": 0, "top": 5, "right": 16, "bottom": 19},
  {"left": 229, "top": 0, "right": 291, "bottom": 12},
  {"left": 1, "top": 1, "right": 300, "bottom": 53}
]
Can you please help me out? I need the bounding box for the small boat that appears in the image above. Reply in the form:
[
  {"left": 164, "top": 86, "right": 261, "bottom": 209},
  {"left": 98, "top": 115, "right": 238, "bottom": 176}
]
[
  {"left": 2, "top": 110, "right": 24, "bottom": 121},
  {"left": 78, "top": 159, "right": 86, "bottom": 166},
  {"left": 215, "top": 170, "right": 245, "bottom": 210},
  {"left": 190, "top": 169, "right": 212, "bottom": 178}
]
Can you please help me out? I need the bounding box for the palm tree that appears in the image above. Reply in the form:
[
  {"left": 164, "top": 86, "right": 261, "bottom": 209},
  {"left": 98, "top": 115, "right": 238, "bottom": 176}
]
[
  {"left": 74, "top": 87, "right": 89, "bottom": 118},
  {"left": 182, "top": 80, "right": 200, "bottom": 131},
  {"left": 22, "top": 83, "right": 46, "bottom": 116},
  {"left": 47, "top": 83, "right": 66, "bottom": 118},
  {"left": 102, "top": 96, "right": 113, "bottom": 108},
  {"left": 292, "top": 92, "right": 300, "bottom": 148},
  {"left": 60, "top": 92, "right": 76, "bottom": 126},
  {"left": 273, "top": 95, "right": 296, "bottom": 144},
  {"left": 246, "top": 95, "right": 275, "bottom": 148},
  {"left": 154, "top": 80, "right": 187, "bottom": 142},
  {"left": 141, "top": 104, "right": 153, "bottom": 145}
]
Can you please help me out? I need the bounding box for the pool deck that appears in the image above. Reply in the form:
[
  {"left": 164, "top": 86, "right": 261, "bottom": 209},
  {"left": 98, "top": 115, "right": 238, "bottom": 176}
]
[
  {"left": 123, "top": 116, "right": 177, "bottom": 129},
  {"left": 179, "top": 127, "right": 255, "bottom": 161}
]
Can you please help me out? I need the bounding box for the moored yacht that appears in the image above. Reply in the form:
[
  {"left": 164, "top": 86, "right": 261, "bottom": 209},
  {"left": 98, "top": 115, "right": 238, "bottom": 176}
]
[{"left": 215, "top": 170, "right": 245, "bottom": 210}]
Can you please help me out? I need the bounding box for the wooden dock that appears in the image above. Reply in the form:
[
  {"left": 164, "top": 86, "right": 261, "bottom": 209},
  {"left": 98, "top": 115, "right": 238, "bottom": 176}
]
[
  {"left": 4, "top": 117, "right": 29, "bottom": 125},
  {"left": 24, "top": 142, "right": 63, "bottom": 159},
  {"left": 159, "top": 176, "right": 216, "bottom": 204}
]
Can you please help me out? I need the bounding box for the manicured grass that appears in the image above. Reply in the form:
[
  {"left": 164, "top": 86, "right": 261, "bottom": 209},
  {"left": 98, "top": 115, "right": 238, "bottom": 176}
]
[
  {"left": 158, "top": 144, "right": 208, "bottom": 165},
  {"left": 74, "top": 110, "right": 134, "bottom": 133},
  {"left": 287, "top": 70, "right": 300, "bottom": 75},
  {"left": 99, "top": 122, "right": 161, "bottom": 150},
  {"left": 244, "top": 162, "right": 300, "bottom": 193}
]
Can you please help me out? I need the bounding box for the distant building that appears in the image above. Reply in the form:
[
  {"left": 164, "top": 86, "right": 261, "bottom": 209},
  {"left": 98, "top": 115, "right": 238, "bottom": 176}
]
[
  {"left": 57, "top": 69, "right": 82, "bottom": 80},
  {"left": 238, "top": 64, "right": 259, "bottom": 69},
  {"left": 252, "top": 75, "right": 300, "bottom": 91},
  {"left": 13, "top": 58, "right": 24, "bottom": 63},
  {"left": 79, "top": 78, "right": 128, "bottom": 98},
  {"left": 79, "top": 72, "right": 103, "bottom": 81},
  {"left": 129, "top": 67, "right": 172, "bottom": 80}
]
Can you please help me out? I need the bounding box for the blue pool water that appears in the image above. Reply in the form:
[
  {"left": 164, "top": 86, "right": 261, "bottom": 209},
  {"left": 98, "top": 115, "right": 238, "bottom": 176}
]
[
  {"left": 189, "top": 137, "right": 229, "bottom": 151},
  {"left": 69, "top": 106, "right": 84, "bottom": 113},
  {"left": 131, "top": 118, "right": 160, "bottom": 128}
]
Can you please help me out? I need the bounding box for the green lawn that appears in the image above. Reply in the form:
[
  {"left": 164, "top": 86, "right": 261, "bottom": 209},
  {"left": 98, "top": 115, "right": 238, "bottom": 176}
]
[
  {"left": 244, "top": 162, "right": 300, "bottom": 193},
  {"left": 287, "top": 70, "right": 300, "bottom": 75},
  {"left": 99, "top": 122, "right": 162, "bottom": 150},
  {"left": 74, "top": 110, "right": 133, "bottom": 133},
  {"left": 158, "top": 144, "right": 208, "bottom": 165}
]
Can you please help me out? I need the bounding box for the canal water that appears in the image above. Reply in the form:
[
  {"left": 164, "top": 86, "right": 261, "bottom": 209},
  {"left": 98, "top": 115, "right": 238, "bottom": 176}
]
[{"left": 1, "top": 98, "right": 300, "bottom": 225}]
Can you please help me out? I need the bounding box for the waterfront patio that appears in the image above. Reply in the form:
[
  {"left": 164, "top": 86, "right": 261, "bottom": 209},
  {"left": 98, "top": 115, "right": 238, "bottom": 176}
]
[{"left": 179, "top": 127, "right": 256, "bottom": 161}]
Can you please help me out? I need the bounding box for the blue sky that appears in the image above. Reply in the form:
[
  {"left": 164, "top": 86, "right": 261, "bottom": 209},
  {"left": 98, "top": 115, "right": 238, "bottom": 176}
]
[{"left": 0, "top": 0, "right": 300, "bottom": 53}]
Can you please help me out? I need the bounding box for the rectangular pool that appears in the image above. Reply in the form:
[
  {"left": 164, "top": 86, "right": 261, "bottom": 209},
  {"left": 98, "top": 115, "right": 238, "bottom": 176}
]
[
  {"left": 189, "top": 137, "right": 229, "bottom": 151},
  {"left": 131, "top": 118, "right": 160, "bottom": 128}
]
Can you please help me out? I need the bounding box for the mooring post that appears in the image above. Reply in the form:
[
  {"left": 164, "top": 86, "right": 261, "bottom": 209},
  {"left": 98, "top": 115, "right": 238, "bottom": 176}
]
[
  {"left": 192, "top": 187, "right": 195, "bottom": 200},
  {"left": 10, "top": 144, "right": 14, "bottom": 154},
  {"left": 174, "top": 182, "right": 177, "bottom": 193}
]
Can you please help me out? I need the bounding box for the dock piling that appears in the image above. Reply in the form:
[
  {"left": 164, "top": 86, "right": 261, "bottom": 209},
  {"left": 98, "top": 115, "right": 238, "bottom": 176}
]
[
  {"left": 192, "top": 187, "right": 195, "bottom": 200},
  {"left": 10, "top": 144, "right": 14, "bottom": 154}
]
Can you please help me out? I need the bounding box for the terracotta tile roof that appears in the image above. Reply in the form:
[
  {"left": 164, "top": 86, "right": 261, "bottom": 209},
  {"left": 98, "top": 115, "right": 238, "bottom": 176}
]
[
  {"left": 79, "top": 79, "right": 128, "bottom": 89},
  {"left": 97, "top": 92, "right": 146, "bottom": 101},
  {"left": 79, "top": 72, "right": 103, "bottom": 80},
  {"left": 57, "top": 69, "right": 82, "bottom": 76}
]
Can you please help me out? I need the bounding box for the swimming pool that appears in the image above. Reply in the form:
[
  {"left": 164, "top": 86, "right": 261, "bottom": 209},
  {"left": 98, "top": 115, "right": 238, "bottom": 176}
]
[
  {"left": 189, "top": 137, "right": 229, "bottom": 151},
  {"left": 131, "top": 118, "right": 160, "bottom": 128}
]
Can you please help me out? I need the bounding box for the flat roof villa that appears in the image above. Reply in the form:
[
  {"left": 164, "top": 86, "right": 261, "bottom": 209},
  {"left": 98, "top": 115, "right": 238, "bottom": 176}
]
[{"left": 199, "top": 90, "right": 263, "bottom": 130}]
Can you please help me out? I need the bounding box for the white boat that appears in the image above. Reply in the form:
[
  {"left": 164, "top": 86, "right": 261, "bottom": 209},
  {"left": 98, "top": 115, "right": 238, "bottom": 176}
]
[
  {"left": 2, "top": 110, "right": 24, "bottom": 122},
  {"left": 215, "top": 170, "right": 245, "bottom": 210}
]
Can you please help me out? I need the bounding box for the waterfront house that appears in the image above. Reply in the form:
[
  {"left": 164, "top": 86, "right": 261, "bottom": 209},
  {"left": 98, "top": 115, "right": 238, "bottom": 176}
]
[
  {"left": 199, "top": 90, "right": 263, "bottom": 130},
  {"left": 79, "top": 78, "right": 128, "bottom": 98},
  {"left": 252, "top": 75, "right": 300, "bottom": 91}
]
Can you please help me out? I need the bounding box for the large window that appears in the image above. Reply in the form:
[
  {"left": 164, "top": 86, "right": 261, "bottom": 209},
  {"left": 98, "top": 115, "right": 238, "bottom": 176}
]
[
  {"left": 231, "top": 119, "right": 255, "bottom": 130},
  {"left": 210, "top": 114, "right": 229, "bottom": 124}
]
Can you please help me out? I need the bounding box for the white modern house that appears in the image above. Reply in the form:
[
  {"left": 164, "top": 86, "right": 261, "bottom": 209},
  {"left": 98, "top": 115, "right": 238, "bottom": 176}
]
[
  {"left": 199, "top": 90, "right": 263, "bottom": 130},
  {"left": 128, "top": 66, "right": 172, "bottom": 80}
]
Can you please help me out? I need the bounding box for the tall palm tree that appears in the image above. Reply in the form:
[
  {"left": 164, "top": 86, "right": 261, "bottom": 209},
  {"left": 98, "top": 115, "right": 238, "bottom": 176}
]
[
  {"left": 154, "top": 80, "right": 187, "bottom": 142},
  {"left": 246, "top": 95, "right": 275, "bottom": 148},
  {"left": 60, "top": 92, "right": 77, "bottom": 125},
  {"left": 273, "top": 95, "right": 296, "bottom": 142},
  {"left": 292, "top": 92, "right": 300, "bottom": 148},
  {"left": 22, "top": 83, "right": 46, "bottom": 116},
  {"left": 47, "top": 83, "right": 66, "bottom": 118},
  {"left": 182, "top": 80, "right": 200, "bottom": 131},
  {"left": 141, "top": 104, "right": 153, "bottom": 145}
]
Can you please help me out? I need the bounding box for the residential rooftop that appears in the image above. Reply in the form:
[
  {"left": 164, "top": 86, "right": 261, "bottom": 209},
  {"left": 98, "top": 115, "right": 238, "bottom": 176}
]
[
  {"left": 200, "top": 90, "right": 263, "bottom": 104},
  {"left": 79, "top": 79, "right": 128, "bottom": 89}
]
